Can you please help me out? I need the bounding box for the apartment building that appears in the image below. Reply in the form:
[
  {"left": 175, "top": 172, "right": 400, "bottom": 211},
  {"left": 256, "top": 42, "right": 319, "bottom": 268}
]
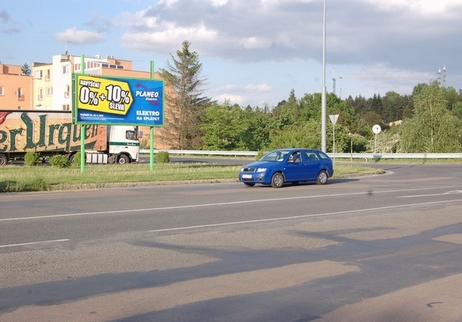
[{"left": 0, "top": 63, "right": 33, "bottom": 110}]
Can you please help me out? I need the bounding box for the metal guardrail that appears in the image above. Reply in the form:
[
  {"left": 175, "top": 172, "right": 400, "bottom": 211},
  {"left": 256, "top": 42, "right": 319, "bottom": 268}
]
[
  {"left": 332, "top": 153, "right": 462, "bottom": 160},
  {"left": 141, "top": 150, "right": 462, "bottom": 159},
  {"left": 141, "top": 149, "right": 257, "bottom": 157}
]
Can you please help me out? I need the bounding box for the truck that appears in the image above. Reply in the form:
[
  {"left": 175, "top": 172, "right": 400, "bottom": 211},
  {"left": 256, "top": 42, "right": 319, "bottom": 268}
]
[{"left": 0, "top": 110, "right": 140, "bottom": 166}]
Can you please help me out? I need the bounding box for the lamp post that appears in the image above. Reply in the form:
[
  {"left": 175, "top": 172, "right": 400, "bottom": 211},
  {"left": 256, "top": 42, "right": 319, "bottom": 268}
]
[{"left": 321, "top": 0, "right": 327, "bottom": 152}]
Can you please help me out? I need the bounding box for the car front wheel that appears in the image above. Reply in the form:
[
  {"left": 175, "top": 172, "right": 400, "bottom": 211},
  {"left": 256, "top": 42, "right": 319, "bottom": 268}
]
[
  {"left": 271, "top": 172, "right": 284, "bottom": 188},
  {"left": 316, "top": 170, "right": 328, "bottom": 185}
]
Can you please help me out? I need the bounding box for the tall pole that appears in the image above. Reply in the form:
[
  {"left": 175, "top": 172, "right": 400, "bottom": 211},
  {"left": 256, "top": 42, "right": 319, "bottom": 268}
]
[
  {"left": 150, "top": 61, "right": 155, "bottom": 171},
  {"left": 321, "top": 0, "right": 327, "bottom": 152},
  {"left": 80, "top": 55, "right": 86, "bottom": 173}
]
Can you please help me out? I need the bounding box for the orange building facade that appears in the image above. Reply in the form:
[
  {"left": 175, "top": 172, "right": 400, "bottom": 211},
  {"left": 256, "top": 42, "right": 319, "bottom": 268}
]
[{"left": 0, "top": 64, "right": 33, "bottom": 110}]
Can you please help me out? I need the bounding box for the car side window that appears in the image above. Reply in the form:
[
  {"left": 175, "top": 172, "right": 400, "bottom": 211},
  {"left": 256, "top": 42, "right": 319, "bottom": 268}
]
[
  {"left": 305, "top": 152, "right": 318, "bottom": 161},
  {"left": 318, "top": 151, "right": 329, "bottom": 160},
  {"left": 289, "top": 152, "right": 301, "bottom": 163}
]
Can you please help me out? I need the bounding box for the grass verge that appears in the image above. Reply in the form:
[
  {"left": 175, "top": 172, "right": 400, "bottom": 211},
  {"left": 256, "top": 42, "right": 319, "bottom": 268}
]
[{"left": 0, "top": 163, "right": 383, "bottom": 192}]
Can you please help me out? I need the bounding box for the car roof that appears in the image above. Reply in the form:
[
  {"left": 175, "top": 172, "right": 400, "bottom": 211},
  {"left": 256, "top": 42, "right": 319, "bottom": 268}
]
[{"left": 274, "top": 148, "right": 321, "bottom": 152}]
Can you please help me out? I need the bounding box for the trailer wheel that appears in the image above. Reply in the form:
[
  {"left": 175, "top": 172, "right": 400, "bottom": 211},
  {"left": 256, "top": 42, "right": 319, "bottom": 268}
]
[
  {"left": 0, "top": 153, "right": 7, "bottom": 166},
  {"left": 68, "top": 153, "right": 75, "bottom": 164},
  {"left": 118, "top": 154, "right": 130, "bottom": 164},
  {"left": 108, "top": 155, "right": 116, "bottom": 164}
]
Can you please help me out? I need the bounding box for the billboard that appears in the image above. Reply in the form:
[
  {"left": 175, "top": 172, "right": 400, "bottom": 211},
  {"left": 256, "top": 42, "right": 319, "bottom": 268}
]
[{"left": 73, "top": 74, "right": 164, "bottom": 126}]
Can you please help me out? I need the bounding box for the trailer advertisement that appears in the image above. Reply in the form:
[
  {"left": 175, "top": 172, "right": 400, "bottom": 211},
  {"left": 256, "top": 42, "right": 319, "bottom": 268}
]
[{"left": 0, "top": 111, "right": 106, "bottom": 153}]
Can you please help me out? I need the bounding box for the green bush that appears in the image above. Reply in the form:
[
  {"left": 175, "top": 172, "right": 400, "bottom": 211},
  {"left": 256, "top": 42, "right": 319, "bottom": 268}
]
[
  {"left": 71, "top": 152, "right": 82, "bottom": 166},
  {"left": 24, "top": 152, "right": 41, "bottom": 166},
  {"left": 155, "top": 151, "right": 170, "bottom": 164},
  {"left": 49, "top": 154, "right": 70, "bottom": 168}
]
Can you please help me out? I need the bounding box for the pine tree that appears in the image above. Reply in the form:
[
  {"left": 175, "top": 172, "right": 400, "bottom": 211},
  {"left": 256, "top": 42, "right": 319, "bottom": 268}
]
[
  {"left": 21, "top": 63, "right": 31, "bottom": 76},
  {"left": 159, "top": 41, "right": 210, "bottom": 149}
]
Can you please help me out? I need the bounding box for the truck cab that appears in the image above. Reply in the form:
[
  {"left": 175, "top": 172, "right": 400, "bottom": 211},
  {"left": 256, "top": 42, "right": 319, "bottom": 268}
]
[{"left": 105, "top": 126, "right": 140, "bottom": 164}]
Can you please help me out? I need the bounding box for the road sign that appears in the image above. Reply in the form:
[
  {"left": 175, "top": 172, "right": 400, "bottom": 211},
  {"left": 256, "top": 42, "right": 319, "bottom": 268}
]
[{"left": 372, "top": 124, "right": 381, "bottom": 134}]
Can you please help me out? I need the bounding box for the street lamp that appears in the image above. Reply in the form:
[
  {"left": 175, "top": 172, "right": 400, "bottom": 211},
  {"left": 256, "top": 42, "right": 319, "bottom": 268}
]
[{"left": 321, "top": 0, "right": 327, "bottom": 152}]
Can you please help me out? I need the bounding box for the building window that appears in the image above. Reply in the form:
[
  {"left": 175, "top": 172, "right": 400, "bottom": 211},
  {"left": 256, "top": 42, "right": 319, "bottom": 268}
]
[
  {"left": 64, "top": 84, "right": 70, "bottom": 98},
  {"left": 35, "top": 70, "right": 43, "bottom": 79},
  {"left": 0, "top": 86, "right": 4, "bottom": 96},
  {"left": 45, "top": 69, "right": 50, "bottom": 81},
  {"left": 62, "top": 65, "right": 69, "bottom": 74},
  {"left": 63, "top": 104, "right": 70, "bottom": 111},
  {"left": 38, "top": 88, "right": 43, "bottom": 101},
  {"left": 46, "top": 87, "right": 53, "bottom": 96},
  {"left": 16, "top": 88, "right": 24, "bottom": 101}
]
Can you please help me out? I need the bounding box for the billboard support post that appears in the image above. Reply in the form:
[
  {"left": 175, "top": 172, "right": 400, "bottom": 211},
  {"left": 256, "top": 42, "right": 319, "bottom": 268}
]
[
  {"left": 150, "top": 61, "right": 155, "bottom": 171},
  {"left": 80, "top": 55, "right": 86, "bottom": 173}
]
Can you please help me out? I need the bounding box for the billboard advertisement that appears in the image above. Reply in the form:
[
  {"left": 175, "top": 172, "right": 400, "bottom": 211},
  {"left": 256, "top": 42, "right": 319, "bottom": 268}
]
[{"left": 74, "top": 74, "right": 164, "bottom": 126}]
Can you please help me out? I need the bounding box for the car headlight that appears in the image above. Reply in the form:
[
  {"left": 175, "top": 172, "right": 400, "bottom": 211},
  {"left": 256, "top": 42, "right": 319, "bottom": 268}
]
[{"left": 256, "top": 168, "right": 267, "bottom": 173}]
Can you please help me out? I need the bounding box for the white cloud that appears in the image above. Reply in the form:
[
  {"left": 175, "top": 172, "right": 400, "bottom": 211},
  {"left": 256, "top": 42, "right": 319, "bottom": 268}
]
[
  {"left": 55, "top": 27, "right": 104, "bottom": 44},
  {"left": 120, "top": 22, "right": 218, "bottom": 53},
  {"left": 157, "top": 0, "right": 180, "bottom": 7},
  {"left": 240, "top": 37, "right": 272, "bottom": 49},
  {"left": 212, "top": 83, "right": 275, "bottom": 106},
  {"left": 243, "top": 83, "right": 274, "bottom": 93},
  {"left": 359, "top": 0, "right": 462, "bottom": 15},
  {"left": 214, "top": 93, "right": 246, "bottom": 105},
  {"left": 116, "top": 10, "right": 158, "bottom": 29},
  {"left": 210, "top": 0, "right": 229, "bottom": 7},
  {"left": 217, "top": 83, "right": 274, "bottom": 93}
]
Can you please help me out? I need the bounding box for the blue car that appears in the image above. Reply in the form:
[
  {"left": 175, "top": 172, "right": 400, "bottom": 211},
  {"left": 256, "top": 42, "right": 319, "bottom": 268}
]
[{"left": 238, "top": 148, "right": 334, "bottom": 188}]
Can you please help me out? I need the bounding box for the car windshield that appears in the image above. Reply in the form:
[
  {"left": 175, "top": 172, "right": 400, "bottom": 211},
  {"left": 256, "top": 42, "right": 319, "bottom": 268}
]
[{"left": 259, "top": 150, "right": 290, "bottom": 162}]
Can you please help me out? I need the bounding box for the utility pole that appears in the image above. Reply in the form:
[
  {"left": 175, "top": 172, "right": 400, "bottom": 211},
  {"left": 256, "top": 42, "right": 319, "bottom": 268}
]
[{"left": 321, "top": 0, "right": 327, "bottom": 152}]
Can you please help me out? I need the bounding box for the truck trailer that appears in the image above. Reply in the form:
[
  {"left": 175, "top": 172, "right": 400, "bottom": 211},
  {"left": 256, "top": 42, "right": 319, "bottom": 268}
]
[{"left": 0, "top": 110, "right": 140, "bottom": 165}]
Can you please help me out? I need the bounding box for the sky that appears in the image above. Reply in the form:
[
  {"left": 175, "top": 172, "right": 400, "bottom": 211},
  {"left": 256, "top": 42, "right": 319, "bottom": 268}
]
[{"left": 1, "top": 0, "right": 462, "bottom": 108}]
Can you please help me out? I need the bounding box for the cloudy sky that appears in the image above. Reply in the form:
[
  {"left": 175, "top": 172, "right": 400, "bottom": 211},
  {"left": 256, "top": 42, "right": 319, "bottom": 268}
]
[{"left": 1, "top": 0, "right": 461, "bottom": 107}]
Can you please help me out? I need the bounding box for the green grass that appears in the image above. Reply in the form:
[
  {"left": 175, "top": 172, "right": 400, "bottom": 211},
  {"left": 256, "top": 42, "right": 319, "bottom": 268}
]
[{"left": 0, "top": 163, "right": 383, "bottom": 192}]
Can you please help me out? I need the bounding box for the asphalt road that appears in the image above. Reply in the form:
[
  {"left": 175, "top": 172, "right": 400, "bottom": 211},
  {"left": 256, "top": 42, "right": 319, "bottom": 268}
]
[{"left": 1, "top": 163, "right": 462, "bottom": 321}]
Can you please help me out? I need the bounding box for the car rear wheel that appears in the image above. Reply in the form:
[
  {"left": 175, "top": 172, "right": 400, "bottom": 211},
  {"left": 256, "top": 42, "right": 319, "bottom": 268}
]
[
  {"left": 316, "top": 170, "right": 328, "bottom": 185},
  {"left": 244, "top": 183, "right": 255, "bottom": 187},
  {"left": 271, "top": 172, "right": 284, "bottom": 188}
]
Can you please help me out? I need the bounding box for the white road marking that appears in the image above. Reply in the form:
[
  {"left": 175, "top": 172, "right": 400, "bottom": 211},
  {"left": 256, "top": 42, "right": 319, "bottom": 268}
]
[
  {"left": 0, "top": 239, "right": 70, "bottom": 249},
  {"left": 398, "top": 190, "right": 462, "bottom": 198},
  {"left": 0, "top": 186, "right": 457, "bottom": 223},
  {"left": 147, "top": 198, "right": 462, "bottom": 233}
]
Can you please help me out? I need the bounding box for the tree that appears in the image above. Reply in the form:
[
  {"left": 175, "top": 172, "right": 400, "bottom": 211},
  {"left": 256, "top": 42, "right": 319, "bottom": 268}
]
[
  {"left": 201, "top": 102, "right": 270, "bottom": 151},
  {"left": 399, "top": 83, "right": 461, "bottom": 152},
  {"left": 21, "top": 63, "right": 31, "bottom": 76},
  {"left": 159, "top": 41, "right": 210, "bottom": 149}
]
